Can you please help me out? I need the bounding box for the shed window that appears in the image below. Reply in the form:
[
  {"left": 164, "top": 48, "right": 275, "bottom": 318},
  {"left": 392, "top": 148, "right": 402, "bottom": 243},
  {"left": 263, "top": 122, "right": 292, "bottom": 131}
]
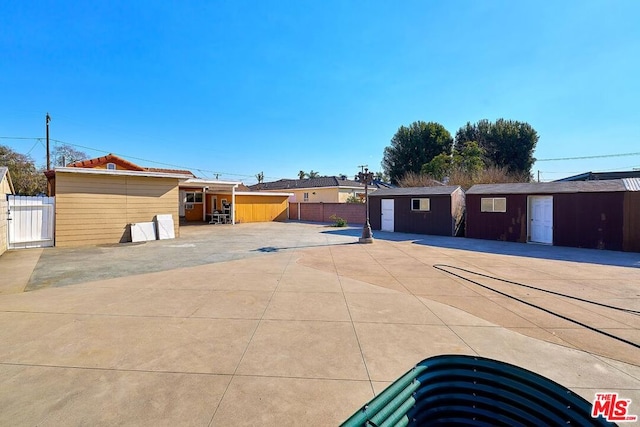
[
  {"left": 185, "top": 192, "right": 203, "bottom": 203},
  {"left": 303, "top": 192, "right": 309, "bottom": 202},
  {"left": 481, "top": 197, "right": 506, "bottom": 212},
  {"left": 411, "top": 198, "right": 430, "bottom": 211}
]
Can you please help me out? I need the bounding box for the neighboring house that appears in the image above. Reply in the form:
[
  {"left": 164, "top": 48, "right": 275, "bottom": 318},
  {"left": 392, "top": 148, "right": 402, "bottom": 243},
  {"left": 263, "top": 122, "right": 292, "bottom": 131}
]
[
  {"left": 249, "top": 176, "right": 375, "bottom": 203},
  {"left": 0, "top": 167, "right": 15, "bottom": 256},
  {"left": 466, "top": 179, "right": 640, "bottom": 252},
  {"left": 369, "top": 186, "right": 465, "bottom": 236},
  {"left": 555, "top": 170, "right": 640, "bottom": 182},
  {"left": 45, "top": 154, "right": 193, "bottom": 247}
]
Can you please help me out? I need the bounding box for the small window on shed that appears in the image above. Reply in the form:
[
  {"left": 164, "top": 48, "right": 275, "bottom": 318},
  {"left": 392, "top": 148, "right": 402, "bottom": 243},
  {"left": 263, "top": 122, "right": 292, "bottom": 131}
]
[
  {"left": 106, "top": 163, "right": 116, "bottom": 170},
  {"left": 411, "top": 198, "right": 430, "bottom": 211},
  {"left": 481, "top": 197, "right": 507, "bottom": 212}
]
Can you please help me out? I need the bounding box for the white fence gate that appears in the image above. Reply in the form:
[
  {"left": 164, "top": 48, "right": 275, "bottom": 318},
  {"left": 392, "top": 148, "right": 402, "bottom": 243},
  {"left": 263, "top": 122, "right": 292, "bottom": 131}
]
[{"left": 7, "top": 196, "right": 55, "bottom": 249}]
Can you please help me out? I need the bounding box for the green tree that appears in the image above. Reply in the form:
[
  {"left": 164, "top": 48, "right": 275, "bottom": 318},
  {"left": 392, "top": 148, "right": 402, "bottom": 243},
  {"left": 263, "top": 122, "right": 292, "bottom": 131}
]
[
  {"left": 298, "top": 170, "right": 306, "bottom": 179},
  {"left": 455, "top": 119, "right": 538, "bottom": 176},
  {"left": 0, "top": 145, "right": 47, "bottom": 195},
  {"left": 382, "top": 121, "right": 453, "bottom": 185},
  {"left": 421, "top": 153, "right": 453, "bottom": 181},
  {"left": 454, "top": 141, "right": 485, "bottom": 176},
  {"left": 52, "top": 143, "right": 87, "bottom": 166},
  {"left": 307, "top": 170, "right": 320, "bottom": 178}
]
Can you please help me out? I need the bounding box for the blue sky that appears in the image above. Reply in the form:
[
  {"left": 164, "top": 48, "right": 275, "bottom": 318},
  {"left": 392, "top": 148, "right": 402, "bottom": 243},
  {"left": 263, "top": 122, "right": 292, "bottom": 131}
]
[{"left": 1, "top": 1, "right": 639, "bottom": 184}]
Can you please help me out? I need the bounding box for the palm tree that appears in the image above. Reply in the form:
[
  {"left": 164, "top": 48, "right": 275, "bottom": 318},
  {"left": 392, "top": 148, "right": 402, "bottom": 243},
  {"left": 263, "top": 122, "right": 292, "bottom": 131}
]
[
  {"left": 298, "top": 170, "right": 306, "bottom": 179},
  {"left": 307, "top": 170, "right": 320, "bottom": 178}
]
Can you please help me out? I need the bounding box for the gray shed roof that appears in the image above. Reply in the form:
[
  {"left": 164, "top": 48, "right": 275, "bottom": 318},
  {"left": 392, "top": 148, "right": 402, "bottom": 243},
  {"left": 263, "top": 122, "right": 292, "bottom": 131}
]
[
  {"left": 467, "top": 179, "right": 640, "bottom": 195},
  {"left": 369, "top": 185, "right": 461, "bottom": 197}
]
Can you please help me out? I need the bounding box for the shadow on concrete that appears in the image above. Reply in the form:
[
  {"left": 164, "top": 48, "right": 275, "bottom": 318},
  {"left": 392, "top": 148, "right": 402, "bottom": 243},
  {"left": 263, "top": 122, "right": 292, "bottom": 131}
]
[{"left": 321, "top": 228, "right": 640, "bottom": 269}]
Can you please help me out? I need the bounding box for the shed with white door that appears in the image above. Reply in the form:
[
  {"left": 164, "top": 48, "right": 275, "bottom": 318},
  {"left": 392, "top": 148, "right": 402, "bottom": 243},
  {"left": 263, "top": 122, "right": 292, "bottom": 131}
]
[
  {"left": 465, "top": 179, "right": 640, "bottom": 252},
  {"left": 369, "top": 186, "right": 465, "bottom": 236}
]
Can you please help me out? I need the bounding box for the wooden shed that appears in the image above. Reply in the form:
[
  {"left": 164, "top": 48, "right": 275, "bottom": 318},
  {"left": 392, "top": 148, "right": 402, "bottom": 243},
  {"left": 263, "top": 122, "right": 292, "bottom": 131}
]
[
  {"left": 466, "top": 179, "right": 640, "bottom": 252},
  {"left": 369, "top": 186, "right": 465, "bottom": 236},
  {"left": 51, "top": 167, "right": 190, "bottom": 247}
]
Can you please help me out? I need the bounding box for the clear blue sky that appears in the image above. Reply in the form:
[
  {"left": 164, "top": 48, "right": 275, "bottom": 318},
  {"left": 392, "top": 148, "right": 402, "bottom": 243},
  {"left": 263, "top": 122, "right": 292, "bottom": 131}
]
[{"left": 1, "top": 0, "right": 639, "bottom": 184}]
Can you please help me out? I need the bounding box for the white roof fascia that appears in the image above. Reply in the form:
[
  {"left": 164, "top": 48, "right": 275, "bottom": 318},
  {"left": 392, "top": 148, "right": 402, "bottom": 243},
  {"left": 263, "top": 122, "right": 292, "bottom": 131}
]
[
  {"left": 235, "top": 191, "right": 294, "bottom": 197},
  {"left": 182, "top": 178, "right": 242, "bottom": 187},
  {"left": 54, "top": 167, "right": 193, "bottom": 179}
]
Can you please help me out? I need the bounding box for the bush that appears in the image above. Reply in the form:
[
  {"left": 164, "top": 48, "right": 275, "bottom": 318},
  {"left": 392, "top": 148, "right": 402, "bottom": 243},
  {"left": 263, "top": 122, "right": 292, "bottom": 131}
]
[
  {"left": 329, "top": 214, "right": 347, "bottom": 227},
  {"left": 345, "top": 194, "right": 364, "bottom": 204}
]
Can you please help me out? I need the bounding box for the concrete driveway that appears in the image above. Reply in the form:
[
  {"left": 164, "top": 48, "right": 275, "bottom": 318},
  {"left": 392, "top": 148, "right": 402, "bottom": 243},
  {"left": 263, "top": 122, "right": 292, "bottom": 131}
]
[{"left": 0, "top": 222, "right": 639, "bottom": 425}]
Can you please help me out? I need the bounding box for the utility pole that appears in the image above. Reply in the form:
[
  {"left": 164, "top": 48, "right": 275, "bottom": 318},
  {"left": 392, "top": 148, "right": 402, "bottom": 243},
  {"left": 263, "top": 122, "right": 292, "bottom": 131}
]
[
  {"left": 46, "top": 113, "right": 51, "bottom": 170},
  {"left": 358, "top": 164, "right": 367, "bottom": 174}
]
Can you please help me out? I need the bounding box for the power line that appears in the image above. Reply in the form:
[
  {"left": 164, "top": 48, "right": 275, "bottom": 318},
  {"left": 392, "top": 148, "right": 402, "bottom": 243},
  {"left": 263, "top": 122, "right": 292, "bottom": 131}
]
[
  {"left": 0, "top": 135, "right": 285, "bottom": 181},
  {"left": 537, "top": 152, "right": 640, "bottom": 162}
]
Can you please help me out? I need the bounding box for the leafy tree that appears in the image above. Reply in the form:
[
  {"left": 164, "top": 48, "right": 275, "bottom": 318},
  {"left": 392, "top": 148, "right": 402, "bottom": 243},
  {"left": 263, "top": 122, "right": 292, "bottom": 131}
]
[
  {"left": 421, "top": 153, "right": 452, "bottom": 181},
  {"left": 382, "top": 121, "right": 453, "bottom": 185},
  {"left": 455, "top": 119, "right": 538, "bottom": 176},
  {"left": 307, "top": 170, "right": 320, "bottom": 178},
  {"left": 298, "top": 170, "right": 306, "bottom": 179},
  {"left": 373, "top": 171, "right": 390, "bottom": 182},
  {"left": 52, "top": 143, "right": 87, "bottom": 166},
  {"left": 0, "top": 145, "right": 47, "bottom": 195}
]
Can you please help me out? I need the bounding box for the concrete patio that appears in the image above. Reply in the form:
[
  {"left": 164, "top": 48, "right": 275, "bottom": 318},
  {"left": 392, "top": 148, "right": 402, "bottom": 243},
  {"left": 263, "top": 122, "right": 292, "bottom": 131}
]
[{"left": 0, "top": 222, "right": 638, "bottom": 425}]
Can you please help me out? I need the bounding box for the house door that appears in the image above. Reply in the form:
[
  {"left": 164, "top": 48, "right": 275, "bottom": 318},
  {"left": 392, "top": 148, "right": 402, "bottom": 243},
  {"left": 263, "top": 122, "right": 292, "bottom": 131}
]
[
  {"left": 529, "top": 196, "right": 553, "bottom": 244},
  {"left": 381, "top": 199, "right": 394, "bottom": 232}
]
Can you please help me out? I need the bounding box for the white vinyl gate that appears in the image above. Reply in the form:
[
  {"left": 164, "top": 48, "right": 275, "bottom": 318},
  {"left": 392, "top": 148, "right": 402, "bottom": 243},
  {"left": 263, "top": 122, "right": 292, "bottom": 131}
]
[{"left": 7, "top": 196, "right": 55, "bottom": 249}]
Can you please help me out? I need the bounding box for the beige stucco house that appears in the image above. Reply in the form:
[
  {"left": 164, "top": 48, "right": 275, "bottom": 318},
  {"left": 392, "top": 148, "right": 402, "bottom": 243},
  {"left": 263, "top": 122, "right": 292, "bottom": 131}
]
[{"left": 249, "top": 176, "right": 372, "bottom": 203}]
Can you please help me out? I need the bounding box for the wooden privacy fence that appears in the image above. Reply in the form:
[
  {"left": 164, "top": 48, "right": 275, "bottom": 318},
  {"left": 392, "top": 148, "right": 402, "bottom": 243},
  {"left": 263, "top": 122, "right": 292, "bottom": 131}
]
[
  {"left": 7, "top": 196, "right": 55, "bottom": 249},
  {"left": 289, "top": 202, "right": 366, "bottom": 225}
]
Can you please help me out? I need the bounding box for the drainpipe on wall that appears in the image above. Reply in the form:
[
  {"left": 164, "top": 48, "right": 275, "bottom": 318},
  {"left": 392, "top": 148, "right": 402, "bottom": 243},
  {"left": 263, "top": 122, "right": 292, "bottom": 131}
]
[{"left": 202, "top": 187, "right": 208, "bottom": 222}]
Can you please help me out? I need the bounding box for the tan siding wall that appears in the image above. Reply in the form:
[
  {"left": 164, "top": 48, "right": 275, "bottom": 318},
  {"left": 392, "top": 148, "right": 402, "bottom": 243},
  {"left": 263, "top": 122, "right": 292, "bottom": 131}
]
[
  {"left": 235, "top": 195, "right": 288, "bottom": 223},
  {"left": 1, "top": 176, "right": 12, "bottom": 195},
  {"left": 55, "top": 173, "right": 180, "bottom": 247},
  {"left": 0, "top": 198, "right": 7, "bottom": 256}
]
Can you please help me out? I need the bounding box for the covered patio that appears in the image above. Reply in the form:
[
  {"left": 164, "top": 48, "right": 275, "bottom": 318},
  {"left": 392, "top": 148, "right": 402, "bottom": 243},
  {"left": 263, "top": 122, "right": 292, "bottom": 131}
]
[{"left": 179, "top": 179, "right": 292, "bottom": 225}]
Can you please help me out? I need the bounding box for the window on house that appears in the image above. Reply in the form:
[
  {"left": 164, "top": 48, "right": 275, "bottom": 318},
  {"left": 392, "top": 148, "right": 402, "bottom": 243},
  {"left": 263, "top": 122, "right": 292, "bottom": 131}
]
[
  {"left": 106, "top": 163, "right": 116, "bottom": 170},
  {"left": 185, "top": 192, "right": 203, "bottom": 203},
  {"left": 411, "top": 198, "right": 430, "bottom": 211},
  {"left": 303, "top": 192, "right": 309, "bottom": 202},
  {"left": 481, "top": 197, "right": 507, "bottom": 212}
]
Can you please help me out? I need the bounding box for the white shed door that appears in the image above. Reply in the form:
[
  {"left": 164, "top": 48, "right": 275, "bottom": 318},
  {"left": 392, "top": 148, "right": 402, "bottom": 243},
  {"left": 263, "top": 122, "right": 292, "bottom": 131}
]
[
  {"left": 381, "top": 199, "right": 394, "bottom": 232},
  {"left": 529, "top": 196, "right": 553, "bottom": 244}
]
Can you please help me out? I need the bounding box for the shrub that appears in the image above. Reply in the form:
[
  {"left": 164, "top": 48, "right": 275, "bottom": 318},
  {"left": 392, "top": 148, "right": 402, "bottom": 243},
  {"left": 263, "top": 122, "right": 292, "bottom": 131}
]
[{"left": 329, "top": 214, "right": 347, "bottom": 227}]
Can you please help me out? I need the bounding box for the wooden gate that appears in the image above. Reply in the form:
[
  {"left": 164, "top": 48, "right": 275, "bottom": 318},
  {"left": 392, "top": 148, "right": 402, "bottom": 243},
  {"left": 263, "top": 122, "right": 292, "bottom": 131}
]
[{"left": 7, "top": 196, "right": 55, "bottom": 249}]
